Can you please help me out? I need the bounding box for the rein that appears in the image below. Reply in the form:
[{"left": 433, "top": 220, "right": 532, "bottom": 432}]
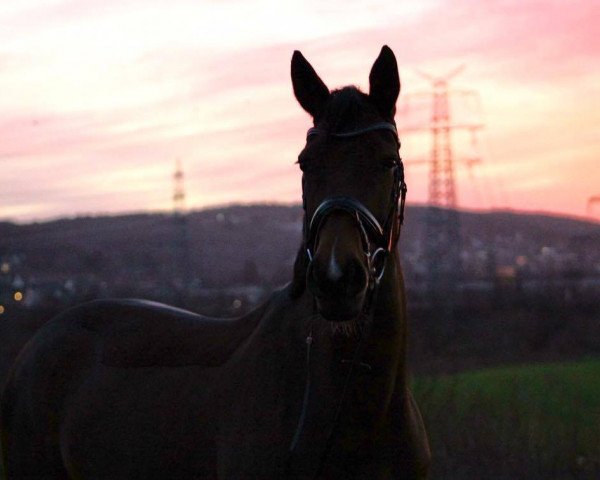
[{"left": 285, "top": 121, "right": 407, "bottom": 478}]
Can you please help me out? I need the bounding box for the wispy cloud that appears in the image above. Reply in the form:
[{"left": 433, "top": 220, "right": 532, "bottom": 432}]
[{"left": 0, "top": 0, "right": 598, "bottom": 222}]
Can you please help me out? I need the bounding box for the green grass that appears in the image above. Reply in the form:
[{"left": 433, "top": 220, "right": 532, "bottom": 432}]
[
  {"left": 415, "top": 358, "right": 600, "bottom": 422},
  {"left": 413, "top": 358, "right": 600, "bottom": 479},
  {"left": 1, "top": 359, "right": 598, "bottom": 478}
]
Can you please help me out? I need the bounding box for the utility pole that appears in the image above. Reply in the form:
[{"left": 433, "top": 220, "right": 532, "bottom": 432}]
[
  {"left": 172, "top": 159, "right": 191, "bottom": 304},
  {"left": 173, "top": 158, "right": 186, "bottom": 216}
]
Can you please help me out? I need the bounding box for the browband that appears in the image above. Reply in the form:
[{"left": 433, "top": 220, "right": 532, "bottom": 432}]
[{"left": 307, "top": 122, "right": 398, "bottom": 141}]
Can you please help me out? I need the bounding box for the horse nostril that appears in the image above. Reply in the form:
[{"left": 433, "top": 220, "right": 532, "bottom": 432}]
[{"left": 310, "top": 255, "right": 367, "bottom": 299}]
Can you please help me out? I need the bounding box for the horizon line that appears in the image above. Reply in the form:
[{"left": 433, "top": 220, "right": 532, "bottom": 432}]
[{"left": 2, "top": 202, "right": 598, "bottom": 227}]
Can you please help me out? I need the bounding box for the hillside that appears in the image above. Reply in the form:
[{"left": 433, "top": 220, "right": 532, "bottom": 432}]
[
  {"left": 1, "top": 204, "right": 598, "bottom": 288},
  {"left": 0, "top": 205, "right": 598, "bottom": 390}
]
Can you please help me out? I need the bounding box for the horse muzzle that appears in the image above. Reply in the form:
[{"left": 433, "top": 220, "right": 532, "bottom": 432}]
[{"left": 306, "top": 234, "right": 370, "bottom": 322}]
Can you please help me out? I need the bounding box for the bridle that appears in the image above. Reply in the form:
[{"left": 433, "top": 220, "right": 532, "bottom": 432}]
[
  {"left": 302, "top": 121, "right": 407, "bottom": 289},
  {"left": 285, "top": 121, "right": 408, "bottom": 478}
]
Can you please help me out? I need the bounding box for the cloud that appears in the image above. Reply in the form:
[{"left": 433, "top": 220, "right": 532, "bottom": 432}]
[{"left": 0, "top": 0, "right": 598, "bottom": 222}]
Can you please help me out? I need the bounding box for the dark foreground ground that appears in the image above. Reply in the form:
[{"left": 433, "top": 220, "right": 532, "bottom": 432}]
[{"left": 1, "top": 299, "right": 598, "bottom": 479}]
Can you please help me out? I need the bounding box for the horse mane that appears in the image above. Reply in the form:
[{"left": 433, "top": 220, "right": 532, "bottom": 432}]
[{"left": 290, "top": 86, "right": 379, "bottom": 299}]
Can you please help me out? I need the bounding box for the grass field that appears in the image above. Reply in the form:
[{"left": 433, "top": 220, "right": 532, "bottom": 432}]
[{"left": 413, "top": 358, "right": 600, "bottom": 479}]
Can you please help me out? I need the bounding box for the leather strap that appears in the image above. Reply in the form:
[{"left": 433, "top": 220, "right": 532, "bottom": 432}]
[{"left": 307, "top": 122, "right": 398, "bottom": 141}]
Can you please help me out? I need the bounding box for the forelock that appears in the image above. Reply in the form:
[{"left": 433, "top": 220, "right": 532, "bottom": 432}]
[{"left": 320, "top": 86, "right": 379, "bottom": 133}]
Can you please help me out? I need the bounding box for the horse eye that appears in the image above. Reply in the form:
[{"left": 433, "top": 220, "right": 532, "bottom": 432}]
[{"left": 380, "top": 157, "right": 398, "bottom": 169}]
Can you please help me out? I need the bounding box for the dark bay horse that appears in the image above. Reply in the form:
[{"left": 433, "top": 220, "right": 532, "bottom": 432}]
[{"left": 0, "top": 46, "right": 430, "bottom": 479}]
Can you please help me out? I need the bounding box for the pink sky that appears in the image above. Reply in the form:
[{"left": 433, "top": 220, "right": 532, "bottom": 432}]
[{"left": 1, "top": 0, "right": 599, "bottom": 223}]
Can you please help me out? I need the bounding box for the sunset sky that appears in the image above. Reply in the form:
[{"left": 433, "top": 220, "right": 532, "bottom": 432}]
[{"left": 1, "top": 0, "right": 599, "bottom": 223}]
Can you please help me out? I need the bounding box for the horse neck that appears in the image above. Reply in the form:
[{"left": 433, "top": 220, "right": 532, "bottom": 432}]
[
  {"left": 321, "top": 250, "right": 408, "bottom": 412},
  {"left": 315, "top": 249, "right": 408, "bottom": 455},
  {"left": 363, "top": 248, "right": 408, "bottom": 392},
  {"left": 377, "top": 249, "right": 406, "bottom": 340}
]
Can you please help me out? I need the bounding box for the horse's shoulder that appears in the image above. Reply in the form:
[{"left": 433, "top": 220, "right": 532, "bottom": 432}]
[{"left": 69, "top": 298, "right": 271, "bottom": 368}]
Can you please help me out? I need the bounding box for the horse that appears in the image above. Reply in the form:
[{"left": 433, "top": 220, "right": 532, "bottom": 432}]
[{"left": 0, "top": 45, "right": 430, "bottom": 479}]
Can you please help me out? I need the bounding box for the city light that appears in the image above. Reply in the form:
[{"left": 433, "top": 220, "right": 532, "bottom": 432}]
[
  {"left": 14, "top": 291, "right": 23, "bottom": 302},
  {"left": 0, "top": 305, "right": 5, "bottom": 315}
]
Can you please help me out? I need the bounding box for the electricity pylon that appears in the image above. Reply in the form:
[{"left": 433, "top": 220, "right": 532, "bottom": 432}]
[
  {"left": 400, "top": 66, "right": 484, "bottom": 307},
  {"left": 172, "top": 159, "right": 191, "bottom": 302},
  {"left": 587, "top": 195, "right": 600, "bottom": 218}
]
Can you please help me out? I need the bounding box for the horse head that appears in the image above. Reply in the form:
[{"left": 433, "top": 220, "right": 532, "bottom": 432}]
[{"left": 291, "top": 46, "right": 404, "bottom": 323}]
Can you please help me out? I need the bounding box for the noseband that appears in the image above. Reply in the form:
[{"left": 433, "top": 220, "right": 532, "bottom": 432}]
[{"left": 302, "top": 121, "right": 407, "bottom": 287}]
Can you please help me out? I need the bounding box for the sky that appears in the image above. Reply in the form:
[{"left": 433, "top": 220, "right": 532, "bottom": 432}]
[{"left": 1, "top": 0, "right": 599, "bottom": 223}]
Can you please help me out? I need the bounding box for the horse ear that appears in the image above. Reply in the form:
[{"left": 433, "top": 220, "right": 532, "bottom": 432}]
[
  {"left": 291, "top": 51, "right": 330, "bottom": 120},
  {"left": 369, "top": 45, "right": 400, "bottom": 120}
]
